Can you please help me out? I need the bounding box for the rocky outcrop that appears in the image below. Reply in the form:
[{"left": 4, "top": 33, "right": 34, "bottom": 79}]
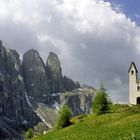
[
  {"left": 0, "top": 42, "right": 40, "bottom": 139},
  {"left": 0, "top": 117, "right": 23, "bottom": 140},
  {"left": 46, "top": 52, "right": 64, "bottom": 93},
  {"left": 46, "top": 52, "right": 80, "bottom": 93},
  {"left": 29, "top": 86, "right": 95, "bottom": 132},
  {"left": 22, "top": 50, "right": 80, "bottom": 104},
  {"left": 63, "top": 76, "right": 80, "bottom": 91},
  {"left": 22, "top": 49, "right": 50, "bottom": 103},
  {"left": 60, "top": 86, "right": 95, "bottom": 116}
]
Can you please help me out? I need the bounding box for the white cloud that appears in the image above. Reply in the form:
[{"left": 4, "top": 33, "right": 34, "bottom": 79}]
[
  {"left": 111, "top": 2, "right": 123, "bottom": 13},
  {"left": 0, "top": 0, "right": 140, "bottom": 103}
]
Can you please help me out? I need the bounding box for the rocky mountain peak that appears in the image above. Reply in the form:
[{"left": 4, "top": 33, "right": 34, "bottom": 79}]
[
  {"left": 24, "top": 49, "right": 39, "bottom": 54},
  {"left": 22, "top": 49, "right": 50, "bottom": 102},
  {"left": 6, "top": 49, "right": 21, "bottom": 74},
  {"left": 46, "top": 52, "right": 64, "bottom": 93},
  {"left": 46, "top": 51, "right": 62, "bottom": 74},
  {"left": 23, "top": 49, "right": 42, "bottom": 66}
]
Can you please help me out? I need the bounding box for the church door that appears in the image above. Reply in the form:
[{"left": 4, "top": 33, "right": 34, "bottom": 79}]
[{"left": 137, "top": 97, "right": 140, "bottom": 104}]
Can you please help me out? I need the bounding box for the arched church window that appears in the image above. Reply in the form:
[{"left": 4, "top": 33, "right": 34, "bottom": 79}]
[
  {"left": 131, "top": 70, "right": 134, "bottom": 75},
  {"left": 137, "top": 86, "right": 140, "bottom": 92}
]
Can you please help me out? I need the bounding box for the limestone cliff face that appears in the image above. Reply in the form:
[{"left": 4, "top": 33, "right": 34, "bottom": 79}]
[
  {"left": 0, "top": 44, "right": 38, "bottom": 124},
  {"left": 31, "top": 86, "right": 95, "bottom": 131},
  {"left": 22, "top": 49, "right": 50, "bottom": 103},
  {"left": 60, "top": 87, "right": 95, "bottom": 116},
  {"left": 0, "top": 117, "right": 24, "bottom": 140},
  {"left": 0, "top": 42, "right": 40, "bottom": 139},
  {"left": 46, "top": 52, "right": 64, "bottom": 93}
]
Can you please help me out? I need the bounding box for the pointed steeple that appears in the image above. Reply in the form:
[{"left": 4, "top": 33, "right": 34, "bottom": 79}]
[{"left": 128, "top": 62, "right": 138, "bottom": 73}]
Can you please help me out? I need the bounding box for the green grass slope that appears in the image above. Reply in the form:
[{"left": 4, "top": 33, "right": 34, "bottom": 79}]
[{"left": 31, "top": 105, "right": 140, "bottom": 140}]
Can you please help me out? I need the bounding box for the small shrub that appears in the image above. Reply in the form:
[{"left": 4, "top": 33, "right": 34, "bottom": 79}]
[
  {"left": 56, "top": 104, "right": 71, "bottom": 129},
  {"left": 26, "top": 128, "right": 34, "bottom": 139}
]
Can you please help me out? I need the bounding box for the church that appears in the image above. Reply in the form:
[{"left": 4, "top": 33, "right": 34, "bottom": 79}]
[{"left": 129, "top": 62, "right": 140, "bottom": 104}]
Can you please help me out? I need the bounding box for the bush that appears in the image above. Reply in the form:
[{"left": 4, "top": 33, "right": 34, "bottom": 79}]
[
  {"left": 26, "top": 128, "right": 34, "bottom": 139},
  {"left": 92, "top": 84, "right": 111, "bottom": 115},
  {"left": 56, "top": 104, "right": 71, "bottom": 129}
]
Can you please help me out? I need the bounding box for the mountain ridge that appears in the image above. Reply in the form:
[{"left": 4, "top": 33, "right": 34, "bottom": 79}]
[{"left": 0, "top": 41, "right": 95, "bottom": 139}]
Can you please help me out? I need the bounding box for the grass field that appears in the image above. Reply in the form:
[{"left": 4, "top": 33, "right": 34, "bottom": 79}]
[{"left": 31, "top": 105, "right": 140, "bottom": 140}]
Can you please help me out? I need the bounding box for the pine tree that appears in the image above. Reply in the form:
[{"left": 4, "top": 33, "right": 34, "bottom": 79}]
[
  {"left": 57, "top": 104, "right": 71, "bottom": 129},
  {"left": 92, "top": 84, "right": 111, "bottom": 115}
]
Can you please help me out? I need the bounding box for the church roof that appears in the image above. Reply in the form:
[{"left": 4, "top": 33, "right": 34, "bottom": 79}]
[{"left": 128, "top": 62, "right": 138, "bottom": 73}]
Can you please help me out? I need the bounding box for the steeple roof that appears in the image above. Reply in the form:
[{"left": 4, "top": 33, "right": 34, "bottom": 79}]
[{"left": 128, "top": 62, "right": 138, "bottom": 73}]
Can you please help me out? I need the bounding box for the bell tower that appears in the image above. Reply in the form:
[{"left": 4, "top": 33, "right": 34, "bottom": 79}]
[{"left": 128, "top": 62, "right": 138, "bottom": 104}]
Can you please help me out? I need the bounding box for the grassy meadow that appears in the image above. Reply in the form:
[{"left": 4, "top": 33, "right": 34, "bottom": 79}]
[{"left": 31, "top": 105, "right": 140, "bottom": 140}]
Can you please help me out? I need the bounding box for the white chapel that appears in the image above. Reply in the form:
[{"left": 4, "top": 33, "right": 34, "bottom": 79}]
[{"left": 129, "top": 62, "right": 140, "bottom": 104}]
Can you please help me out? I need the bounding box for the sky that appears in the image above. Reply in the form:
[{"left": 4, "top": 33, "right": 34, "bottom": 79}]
[
  {"left": 0, "top": 0, "right": 140, "bottom": 103},
  {"left": 104, "top": 0, "right": 140, "bottom": 26}
]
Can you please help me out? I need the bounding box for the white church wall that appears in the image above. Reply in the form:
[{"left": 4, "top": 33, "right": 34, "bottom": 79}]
[{"left": 129, "top": 63, "right": 139, "bottom": 104}]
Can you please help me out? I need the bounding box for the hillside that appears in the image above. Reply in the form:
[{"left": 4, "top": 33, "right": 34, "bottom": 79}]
[{"left": 32, "top": 105, "right": 140, "bottom": 140}]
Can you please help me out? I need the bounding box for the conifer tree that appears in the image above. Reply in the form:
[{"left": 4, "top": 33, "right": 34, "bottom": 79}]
[
  {"left": 92, "top": 84, "right": 111, "bottom": 115},
  {"left": 57, "top": 104, "right": 71, "bottom": 129}
]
